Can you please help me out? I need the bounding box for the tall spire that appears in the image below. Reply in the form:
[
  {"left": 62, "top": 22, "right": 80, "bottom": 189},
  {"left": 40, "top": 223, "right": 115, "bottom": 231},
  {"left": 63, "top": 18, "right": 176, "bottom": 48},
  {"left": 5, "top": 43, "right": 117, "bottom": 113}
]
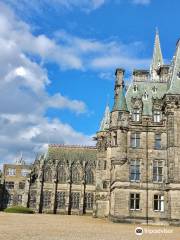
[
  {"left": 113, "top": 69, "right": 128, "bottom": 111},
  {"left": 168, "top": 39, "right": 180, "bottom": 94},
  {"left": 99, "top": 103, "right": 110, "bottom": 131},
  {"left": 150, "top": 28, "right": 164, "bottom": 80}
]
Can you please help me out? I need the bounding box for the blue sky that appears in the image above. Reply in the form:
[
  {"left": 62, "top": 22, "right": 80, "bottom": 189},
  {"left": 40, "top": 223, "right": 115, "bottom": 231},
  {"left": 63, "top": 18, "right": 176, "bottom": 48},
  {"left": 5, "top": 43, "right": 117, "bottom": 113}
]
[{"left": 0, "top": 0, "right": 179, "bottom": 165}]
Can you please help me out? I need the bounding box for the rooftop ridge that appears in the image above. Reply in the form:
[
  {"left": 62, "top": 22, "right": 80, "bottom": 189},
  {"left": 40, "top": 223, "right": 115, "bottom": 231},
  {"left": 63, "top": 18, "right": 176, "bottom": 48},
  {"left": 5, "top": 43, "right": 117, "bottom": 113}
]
[{"left": 48, "top": 144, "right": 97, "bottom": 149}]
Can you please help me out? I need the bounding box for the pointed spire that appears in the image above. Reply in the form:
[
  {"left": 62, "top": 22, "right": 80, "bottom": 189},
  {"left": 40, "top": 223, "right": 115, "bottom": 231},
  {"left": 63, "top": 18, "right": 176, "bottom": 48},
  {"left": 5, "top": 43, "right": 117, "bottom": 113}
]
[
  {"left": 99, "top": 103, "right": 110, "bottom": 131},
  {"left": 113, "top": 69, "right": 128, "bottom": 111},
  {"left": 150, "top": 28, "right": 164, "bottom": 80},
  {"left": 168, "top": 39, "right": 180, "bottom": 94}
]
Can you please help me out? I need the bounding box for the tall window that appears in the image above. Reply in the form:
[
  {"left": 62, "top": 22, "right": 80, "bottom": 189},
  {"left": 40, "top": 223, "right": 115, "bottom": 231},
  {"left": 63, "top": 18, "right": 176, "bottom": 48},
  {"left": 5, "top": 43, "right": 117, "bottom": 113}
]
[
  {"left": 44, "top": 168, "right": 52, "bottom": 182},
  {"left": 153, "top": 160, "right": 163, "bottom": 182},
  {"left": 130, "top": 193, "right": 140, "bottom": 210},
  {"left": 130, "top": 160, "right": 140, "bottom": 181},
  {"left": 103, "top": 160, "right": 107, "bottom": 170},
  {"left": 56, "top": 192, "right": 66, "bottom": 209},
  {"left": 155, "top": 134, "right": 161, "bottom": 149},
  {"left": 130, "top": 133, "right": 140, "bottom": 148},
  {"left": 85, "top": 193, "right": 93, "bottom": 210},
  {"left": 7, "top": 194, "right": 14, "bottom": 205},
  {"left": 5, "top": 181, "right": 14, "bottom": 189},
  {"left": 132, "top": 109, "right": 140, "bottom": 122},
  {"left": 154, "top": 195, "right": 164, "bottom": 212},
  {"left": 85, "top": 169, "right": 94, "bottom": 185},
  {"left": 29, "top": 191, "right": 36, "bottom": 208},
  {"left": 113, "top": 132, "right": 117, "bottom": 145},
  {"left": 6, "top": 168, "right": 16, "bottom": 176},
  {"left": 71, "top": 192, "right": 80, "bottom": 209},
  {"left": 43, "top": 191, "right": 51, "bottom": 208},
  {"left": 153, "top": 110, "right": 161, "bottom": 123},
  {"left": 72, "top": 168, "right": 81, "bottom": 184},
  {"left": 58, "top": 163, "right": 66, "bottom": 183}
]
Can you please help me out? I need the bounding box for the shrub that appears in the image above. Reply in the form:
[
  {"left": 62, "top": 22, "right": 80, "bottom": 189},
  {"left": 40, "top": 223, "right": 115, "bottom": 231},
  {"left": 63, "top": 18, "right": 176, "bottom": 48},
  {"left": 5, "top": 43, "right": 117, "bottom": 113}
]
[{"left": 4, "top": 206, "right": 34, "bottom": 214}]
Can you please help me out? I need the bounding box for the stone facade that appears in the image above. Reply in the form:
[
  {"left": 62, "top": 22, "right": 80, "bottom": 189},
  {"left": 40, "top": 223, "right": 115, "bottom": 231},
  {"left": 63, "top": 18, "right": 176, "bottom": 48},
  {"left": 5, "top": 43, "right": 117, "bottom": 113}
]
[
  {"left": 28, "top": 145, "right": 97, "bottom": 215},
  {"left": 95, "top": 32, "right": 180, "bottom": 225},
  {"left": 1, "top": 161, "right": 31, "bottom": 209}
]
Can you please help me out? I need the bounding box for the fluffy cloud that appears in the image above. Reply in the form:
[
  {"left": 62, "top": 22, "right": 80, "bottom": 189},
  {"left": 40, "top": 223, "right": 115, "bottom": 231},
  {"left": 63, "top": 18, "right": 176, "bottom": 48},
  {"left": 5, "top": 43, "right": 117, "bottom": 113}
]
[
  {"left": 0, "top": 3, "right": 92, "bottom": 167},
  {"left": 54, "top": 30, "right": 150, "bottom": 71},
  {"left": 0, "top": 2, "right": 151, "bottom": 167}
]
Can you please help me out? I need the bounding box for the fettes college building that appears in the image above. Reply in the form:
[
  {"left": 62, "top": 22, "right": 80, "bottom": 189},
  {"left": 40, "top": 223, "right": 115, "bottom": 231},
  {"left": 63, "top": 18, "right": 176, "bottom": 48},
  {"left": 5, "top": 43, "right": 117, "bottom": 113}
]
[{"left": 2, "top": 31, "right": 180, "bottom": 225}]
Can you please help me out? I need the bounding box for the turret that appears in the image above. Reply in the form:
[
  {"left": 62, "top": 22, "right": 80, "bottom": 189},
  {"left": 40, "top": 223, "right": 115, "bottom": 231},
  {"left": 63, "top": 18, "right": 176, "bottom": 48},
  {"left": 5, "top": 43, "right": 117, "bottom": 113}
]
[{"left": 111, "top": 68, "right": 128, "bottom": 128}]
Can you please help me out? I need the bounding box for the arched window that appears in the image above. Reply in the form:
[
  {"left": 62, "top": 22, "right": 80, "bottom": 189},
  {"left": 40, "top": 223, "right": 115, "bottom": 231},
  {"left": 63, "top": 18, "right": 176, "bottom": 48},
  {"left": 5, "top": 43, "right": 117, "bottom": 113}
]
[
  {"left": 44, "top": 167, "right": 52, "bottom": 182},
  {"left": 71, "top": 192, "right": 80, "bottom": 209},
  {"left": 85, "top": 193, "right": 94, "bottom": 210},
  {"left": 85, "top": 169, "right": 94, "bottom": 185},
  {"left": 72, "top": 167, "right": 81, "bottom": 184},
  {"left": 58, "top": 163, "right": 66, "bottom": 183}
]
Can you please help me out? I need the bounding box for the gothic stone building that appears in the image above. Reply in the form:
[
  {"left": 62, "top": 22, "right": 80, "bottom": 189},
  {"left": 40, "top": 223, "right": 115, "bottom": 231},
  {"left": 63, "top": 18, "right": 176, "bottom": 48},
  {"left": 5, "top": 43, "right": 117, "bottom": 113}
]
[
  {"left": 95, "top": 32, "right": 180, "bottom": 225},
  {"left": 1, "top": 32, "right": 180, "bottom": 225},
  {"left": 28, "top": 145, "right": 97, "bottom": 215}
]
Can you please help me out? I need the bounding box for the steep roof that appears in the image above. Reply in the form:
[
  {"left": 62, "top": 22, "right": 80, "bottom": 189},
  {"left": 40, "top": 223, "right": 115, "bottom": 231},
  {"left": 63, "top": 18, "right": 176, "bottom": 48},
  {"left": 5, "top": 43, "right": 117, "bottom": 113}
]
[
  {"left": 126, "top": 81, "right": 168, "bottom": 115},
  {"left": 150, "top": 29, "right": 164, "bottom": 80},
  {"left": 46, "top": 144, "right": 97, "bottom": 162},
  {"left": 113, "top": 85, "right": 128, "bottom": 112},
  {"left": 99, "top": 104, "right": 110, "bottom": 131},
  {"left": 168, "top": 40, "right": 180, "bottom": 94}
]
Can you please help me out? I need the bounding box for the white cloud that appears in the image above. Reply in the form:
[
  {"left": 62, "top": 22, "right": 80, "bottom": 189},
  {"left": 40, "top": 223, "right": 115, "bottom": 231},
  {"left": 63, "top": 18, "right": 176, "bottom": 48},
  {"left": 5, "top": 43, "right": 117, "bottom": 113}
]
[
  {"left": 55, "top": 30, "right": 150, "bottom": 71},
  {"left": 0, "top": 2, "right": 93, "bottom": 166},
  {"left": 131, "top": 0, "right": 151, "bottom": 5},
  {"left": 0, "top": 2, "right": 151, "bottom": 167},
  {"left": 3, "top": 0, "right": 106, "bottom": 13}
]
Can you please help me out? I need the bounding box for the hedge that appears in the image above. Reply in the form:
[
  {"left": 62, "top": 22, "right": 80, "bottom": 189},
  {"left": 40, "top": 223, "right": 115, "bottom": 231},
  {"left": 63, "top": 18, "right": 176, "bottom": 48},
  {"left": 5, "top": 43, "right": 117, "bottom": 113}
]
[{"left": 4, "top": 206, "right": 34, "bottom": 214}]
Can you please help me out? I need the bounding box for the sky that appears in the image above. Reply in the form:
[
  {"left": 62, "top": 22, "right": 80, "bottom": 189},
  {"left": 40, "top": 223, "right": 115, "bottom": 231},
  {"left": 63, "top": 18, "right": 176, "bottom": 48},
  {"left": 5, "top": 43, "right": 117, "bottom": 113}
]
[{"left": 0, "top": 0, "right": 180, "bottom": 166}]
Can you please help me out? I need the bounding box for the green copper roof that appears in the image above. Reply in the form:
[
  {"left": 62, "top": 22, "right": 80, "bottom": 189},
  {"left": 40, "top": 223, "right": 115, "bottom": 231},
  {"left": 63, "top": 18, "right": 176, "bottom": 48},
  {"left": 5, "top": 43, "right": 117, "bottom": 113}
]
[
  {"left": 46, "top": 145, "right": 97, "bottom": 164},
  {"left": 168, "top": 40, "right": 180, "bottom": 94},
  {"left": 126, "top": 81, "right": 168, "bottom": 115},
  {"left": 113, "top": 86, "right": 128, "bottom": 112},
  {"left": 99, "top": 104, "right": 110, "bottom": 131}
]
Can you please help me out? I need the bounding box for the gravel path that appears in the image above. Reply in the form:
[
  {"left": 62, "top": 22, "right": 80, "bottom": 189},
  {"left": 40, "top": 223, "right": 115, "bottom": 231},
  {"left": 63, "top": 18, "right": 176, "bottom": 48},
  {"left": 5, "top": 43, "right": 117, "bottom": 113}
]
[{"left": 0, "top": 212, "right": 179, "bottom": 240}]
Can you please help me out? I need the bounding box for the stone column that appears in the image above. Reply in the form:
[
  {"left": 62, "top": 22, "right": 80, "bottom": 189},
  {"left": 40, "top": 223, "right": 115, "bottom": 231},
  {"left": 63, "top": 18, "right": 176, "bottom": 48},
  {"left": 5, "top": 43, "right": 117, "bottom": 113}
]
[
  {"left": 79, "top": 181, "right": 85, "bottom": 215},
  {"left": 23, "top": 178, "right": 30, "bottom": 207},
  {"left": 51, "top": 167, "right": 57, "bottom": 213}
]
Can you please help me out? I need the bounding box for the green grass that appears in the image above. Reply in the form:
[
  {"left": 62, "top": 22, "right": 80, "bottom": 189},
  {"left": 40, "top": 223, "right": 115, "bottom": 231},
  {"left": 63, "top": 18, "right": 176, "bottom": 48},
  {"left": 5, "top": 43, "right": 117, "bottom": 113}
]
[{"left": 4, "top": 206, "right": 34, "bottom": 214}]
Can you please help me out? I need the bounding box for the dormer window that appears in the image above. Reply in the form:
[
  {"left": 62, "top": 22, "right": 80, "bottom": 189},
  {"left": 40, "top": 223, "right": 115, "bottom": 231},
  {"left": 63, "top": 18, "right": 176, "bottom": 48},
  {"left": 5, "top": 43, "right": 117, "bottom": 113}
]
[
  {"left": 132, "top": 109, "right": 140, "bottom": 122},
  {"left": 143, "top": 91, "right": 148, "bottom": 100},
  {"left": 133, "top": 85, "right": 138, "bottom": 92},
  {"left": 153, "top": 110, "right": 161, "bottom": 123},
  {"left": 152, "top": 86, "right": 157, "bottom": 93}
]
